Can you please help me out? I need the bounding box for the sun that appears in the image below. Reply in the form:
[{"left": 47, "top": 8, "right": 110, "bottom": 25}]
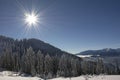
[{"left": 25, "top": 12, "right": 39, "bottom": 26}]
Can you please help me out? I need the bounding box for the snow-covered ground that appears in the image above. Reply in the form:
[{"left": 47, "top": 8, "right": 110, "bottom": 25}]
[
  {"left": 0, "top": 71, "right": 120, "bottom": 80},
  {"left": 0, "top": 76, "right": 40, "bottom": 80},
  {"left": 0, "top": 71, "right": 40, "bottom": 80},
  {"left": 51, "top": 75, "right": 120, "bottom": 80}
]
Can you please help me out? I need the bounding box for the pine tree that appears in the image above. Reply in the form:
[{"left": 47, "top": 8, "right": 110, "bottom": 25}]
[
  {"left": 36, "top": 50, "right": 44, "bottom": 76},
  {"left": 52, "top": 56, "right": 59, "bottom": 77},
  {"left": 58, "top": 54, "right": 72, "bottom": 77},
  {"left": 96, "top": 58, "right": 104, "bottom": 74},
  {"left": 44, "top": 54, "right": 53, "bottom": 78},
  {"left": 1, "top": 47, "right": 14, "bottom": 70},
  {"left": 13, "top": 52, "right": 20, "bottom": 71},
  {"left": 21, "top": 47, "right": 36, "bottom": 76}
]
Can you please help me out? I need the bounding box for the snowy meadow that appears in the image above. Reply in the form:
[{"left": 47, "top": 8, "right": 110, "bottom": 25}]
[{"left": 0, "top": 71, "right": 120, "bottom": 80}]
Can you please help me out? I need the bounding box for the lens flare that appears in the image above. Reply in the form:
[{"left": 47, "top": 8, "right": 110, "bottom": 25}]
[{"left": 24, "top": 12, "right": 39, "bottom": 26}]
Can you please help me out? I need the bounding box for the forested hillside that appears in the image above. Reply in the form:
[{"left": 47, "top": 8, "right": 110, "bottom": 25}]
[
  {"left": 0, "top": 35, "right": 120, "bottom": 79},
  {"left": 0, "top": 35, "right": 82, "bottom": 78}
]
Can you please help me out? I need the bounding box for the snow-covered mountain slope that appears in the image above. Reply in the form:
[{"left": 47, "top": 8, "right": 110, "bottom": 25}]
[{"left": 76, "top": 48, "right": 120, "bottom": 57}]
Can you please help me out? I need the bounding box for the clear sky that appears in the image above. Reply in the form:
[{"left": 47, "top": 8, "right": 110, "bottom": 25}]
[{"left": 0, "top": 0, "right": 120, "bottom": 54}]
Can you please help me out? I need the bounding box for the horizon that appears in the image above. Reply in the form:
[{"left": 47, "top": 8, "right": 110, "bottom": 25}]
[
  {"left": 0, "top": 0, "right": 120, "bottom": 53},
  {"left": 1, "top": 34, "right": 120, "bottom": 54}
]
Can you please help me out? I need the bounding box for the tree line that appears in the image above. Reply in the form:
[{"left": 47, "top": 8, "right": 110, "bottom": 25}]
[
  {"left": 0, "top": 46, "right": 120, "bottom": 79},
  {"left": 0, "top": 46, "right": 82, "bottom": 78}
]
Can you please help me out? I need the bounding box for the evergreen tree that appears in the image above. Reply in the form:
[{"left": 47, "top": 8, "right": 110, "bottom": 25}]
[
  {"left": 21, "top": 47, "right": 36, "bottom": 76},
  {"left": 44, "top": 54, "right": 53, "bottom": 78},
  {"left": 36, "top": 50, "right": 44, "bottom": 76},
  {"left": 96, "top": 58, "right": 104, "bottom": 74}
]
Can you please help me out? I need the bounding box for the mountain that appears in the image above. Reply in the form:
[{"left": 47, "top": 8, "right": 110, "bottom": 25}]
[
  {"left": 0, "top": 35, "right": 120, "bottom": 76},
  {"left": 0, "top": 35, "right": 83, "bottom": 78},
  {"left": 76, "top": 48, "right": 120, "bottom": 70},
  {"left": 76, "top": 48, "right": 120, "bottom": 57},
  {"left": 0, "top": 35, "right": 79, "bottom": 58}
]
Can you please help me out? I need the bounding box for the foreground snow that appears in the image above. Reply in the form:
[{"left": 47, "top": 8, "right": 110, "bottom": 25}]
[
  {"left": 0, "top": 76, "right": 40, "bottom": 80},
  {"left": 0, "top": 71, "right": 40, "bottom": 80},
  {"left": 0, "top": 71, "right": 120, "bottom": 80},
  {"left": 51, "top": 75, "right": 120, "bottom": 80}
]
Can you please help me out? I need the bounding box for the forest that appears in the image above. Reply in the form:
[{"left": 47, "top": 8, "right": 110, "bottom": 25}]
[{"left": 0, "top": 36, "right": 120, "bottom": 79}]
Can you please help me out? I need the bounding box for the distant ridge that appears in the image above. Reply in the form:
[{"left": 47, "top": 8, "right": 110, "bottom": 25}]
[{"left": 76, "top": 48, "right": 120, "bottom": 57}]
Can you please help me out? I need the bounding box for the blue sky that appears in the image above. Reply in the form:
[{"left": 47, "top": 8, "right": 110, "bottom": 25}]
[{"left": 0, "top": 0, "right": 120, "bottom": 54}]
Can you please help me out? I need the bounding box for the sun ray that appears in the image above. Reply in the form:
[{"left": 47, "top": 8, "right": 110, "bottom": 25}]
[{"left": 24, "top": 11, "right": 39, "bottom": 26}]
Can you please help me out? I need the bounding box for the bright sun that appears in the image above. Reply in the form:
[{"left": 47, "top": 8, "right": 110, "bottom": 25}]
[{"left": 25, "top": 12, "right": 39, "bottom": 26}]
